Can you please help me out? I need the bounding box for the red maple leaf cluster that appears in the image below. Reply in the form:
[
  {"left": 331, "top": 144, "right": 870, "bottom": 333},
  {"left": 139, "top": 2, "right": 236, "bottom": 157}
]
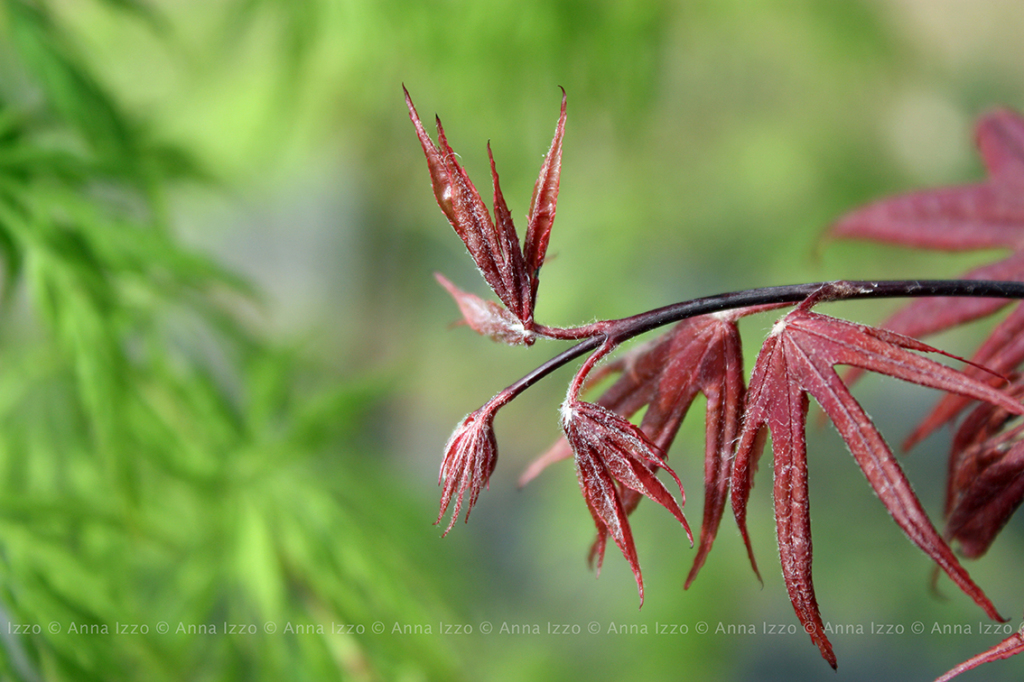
[
  {"left": 832, "top": 108, "right": 1024, "bottom": 678},
  {"left": 405, "top": 85, "right": 564, "bottom": 345},
  {"left": 407, "top": 89, "right": 1024, "bottom": 680}
]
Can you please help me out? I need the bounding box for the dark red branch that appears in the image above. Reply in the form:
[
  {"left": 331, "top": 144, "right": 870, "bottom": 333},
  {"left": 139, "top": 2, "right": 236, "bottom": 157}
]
[{"left": 510, "top": 279, "right": 1024, "bottom": 402}]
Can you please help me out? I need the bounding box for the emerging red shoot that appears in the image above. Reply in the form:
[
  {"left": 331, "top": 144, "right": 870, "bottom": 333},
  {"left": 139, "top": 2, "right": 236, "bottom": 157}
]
[{"left": 406, "top": 86, "right": 567, "bottom": 339}]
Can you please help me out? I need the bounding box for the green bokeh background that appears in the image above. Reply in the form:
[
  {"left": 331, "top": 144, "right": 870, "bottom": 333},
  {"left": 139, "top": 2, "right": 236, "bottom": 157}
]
[{"left": 1, "top": 1, "right": 1023, "bottom": 680}]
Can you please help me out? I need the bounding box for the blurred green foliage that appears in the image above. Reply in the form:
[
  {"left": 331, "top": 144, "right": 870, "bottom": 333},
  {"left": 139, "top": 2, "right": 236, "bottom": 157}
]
[
  {"left": 0, "top": 1, "right": 458, "bottom": 680},
  {"left": 0, "top": 0, "right": 1022, "bottom": 680}
]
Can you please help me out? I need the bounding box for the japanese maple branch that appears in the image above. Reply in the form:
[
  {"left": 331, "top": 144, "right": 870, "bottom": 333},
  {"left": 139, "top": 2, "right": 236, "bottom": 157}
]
[{"left": 508, "top": 279, "right": 1024, "bottom": 401}]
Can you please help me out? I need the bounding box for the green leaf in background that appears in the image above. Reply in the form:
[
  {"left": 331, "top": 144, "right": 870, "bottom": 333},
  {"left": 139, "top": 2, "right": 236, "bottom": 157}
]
[{"left": 0, "top": 1, "right": 461, "bottom": 680}]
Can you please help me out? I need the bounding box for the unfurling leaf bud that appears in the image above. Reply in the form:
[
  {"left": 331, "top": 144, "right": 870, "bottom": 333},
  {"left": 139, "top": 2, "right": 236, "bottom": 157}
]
[{"left": 437, "top": 405, "right": 499, "bottom": 536}]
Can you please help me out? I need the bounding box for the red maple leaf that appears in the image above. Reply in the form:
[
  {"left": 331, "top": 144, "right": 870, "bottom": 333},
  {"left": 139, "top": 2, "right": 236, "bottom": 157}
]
[
  {"left": 730, "top": 289, "right": 1024, "bottom": 668},
  {"left": 831, "top": 108, "right": 1024, "bottom": 439},
  {"left": 832, "top": 108, "right": 1024, "bottom": 252},
  {"left": 520, "top": 308, "right": 774, "bottom": 589}
]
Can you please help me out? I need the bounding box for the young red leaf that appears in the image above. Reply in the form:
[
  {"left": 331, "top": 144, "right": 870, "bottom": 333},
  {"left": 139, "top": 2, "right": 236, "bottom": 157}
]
[
  {"left": 435, "top": 273, "right": 535, "bottom": 345},
  {"left": 934, "top": 628, "right": 1024, "bottom": 682},
  {"left": 486, "top": 141, "right": 532, "bottom": 323},
  {"left": 569, "top": 314, "right": 749, "bottom": 584},
  {"left": 405, "top": 88, "right": 530, "bottom": 320},
  {"left": 730, "top": 322, "right": 833, "bottom": 665},
  {"left": 523, "top": 88, "right": 567, "bottom": 310},
  {"left": 732, "top": 304, "right": 1024, "bottom": 667},
  {"left": 518, "top": 332, "right": 676, "bottom": 573},
  {"left": 561, "top": 399, "right": 692, "bottom": 605}
]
